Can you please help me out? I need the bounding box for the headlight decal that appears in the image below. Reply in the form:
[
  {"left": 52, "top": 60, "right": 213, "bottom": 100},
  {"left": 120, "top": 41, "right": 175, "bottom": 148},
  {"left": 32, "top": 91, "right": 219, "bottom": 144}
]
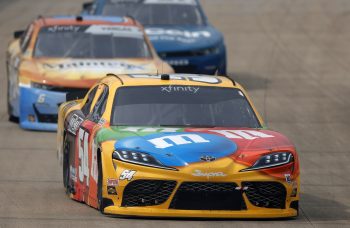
[
  {"left": 112, "top": 150, "right": 177, "bottom": 171},
  {"left": 240, "top": 152, "right": 294, "bottom": 172}
]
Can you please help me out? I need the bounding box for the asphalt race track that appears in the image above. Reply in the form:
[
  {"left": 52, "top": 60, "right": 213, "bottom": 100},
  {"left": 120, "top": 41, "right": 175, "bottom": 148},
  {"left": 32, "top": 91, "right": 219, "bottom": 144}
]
[{"left": 0, "top": 0, "right": 350, "bottom": 227}]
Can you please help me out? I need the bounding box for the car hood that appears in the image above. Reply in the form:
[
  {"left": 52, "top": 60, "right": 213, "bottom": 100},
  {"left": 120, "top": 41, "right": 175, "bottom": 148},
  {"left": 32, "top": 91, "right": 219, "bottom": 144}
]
[
  {"left": 97, "top": 127, "right": 294, "bottom": 168},
  {"left": 20, "top": 58, "right": 159, "bottom": 88},
  {"left": 145, "top": 25, "right": 223, "bottom": 53}
]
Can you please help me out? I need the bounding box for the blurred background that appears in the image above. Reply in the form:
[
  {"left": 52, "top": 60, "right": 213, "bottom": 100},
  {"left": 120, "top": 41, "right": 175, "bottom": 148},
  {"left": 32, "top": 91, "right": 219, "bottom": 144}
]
[{"left": 0, "top": 0, "right": 349, "bottom": 227}]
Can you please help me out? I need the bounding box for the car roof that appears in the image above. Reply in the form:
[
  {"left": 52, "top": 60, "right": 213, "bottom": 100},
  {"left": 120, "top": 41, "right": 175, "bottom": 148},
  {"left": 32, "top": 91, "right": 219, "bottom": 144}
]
[
  {"left": 90, "top": 0, "right": 206, "bottom": 22},
  {"left": 33, "top": 15, "right": 137, "bottom": 27},
  {"left": 99, "top": 74, "right": 241, "bottom": 88}
]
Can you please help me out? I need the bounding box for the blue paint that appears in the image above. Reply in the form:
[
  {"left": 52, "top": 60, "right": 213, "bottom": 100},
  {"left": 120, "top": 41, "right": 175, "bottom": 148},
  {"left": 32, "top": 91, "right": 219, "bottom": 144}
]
[{"left": 18, "top": 87, "right": 66, "bottom": 131}]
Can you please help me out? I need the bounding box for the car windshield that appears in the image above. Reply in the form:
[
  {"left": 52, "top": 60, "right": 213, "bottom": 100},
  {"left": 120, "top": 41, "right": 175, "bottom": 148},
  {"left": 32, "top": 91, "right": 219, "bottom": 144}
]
[
  {"left": 34, "top": 25, "right": 152, "bottom": 58},
  {"left": 111, "top": 86, "right": 261, "bottom": 128},
  {"left": 102, "top": 0, "right": 205, "bottom": 26}
]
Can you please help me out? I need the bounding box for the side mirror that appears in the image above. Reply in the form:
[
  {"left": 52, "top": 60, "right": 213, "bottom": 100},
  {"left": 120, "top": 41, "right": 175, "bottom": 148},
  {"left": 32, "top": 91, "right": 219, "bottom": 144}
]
[
  {"left": 66, "top": 90, "right": 88, "bottom": 102},
  {"left": 82, "top": 2, "right": 93, "bottom": 11},
  {"left": 13, "top": 30, "right": 25, "bottom": 39}
]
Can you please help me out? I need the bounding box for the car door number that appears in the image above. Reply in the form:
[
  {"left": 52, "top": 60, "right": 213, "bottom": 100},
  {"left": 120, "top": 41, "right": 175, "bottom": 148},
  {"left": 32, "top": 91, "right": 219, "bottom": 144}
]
[{"left": 79, "top": 128, "right": 90, "bottom": 186}]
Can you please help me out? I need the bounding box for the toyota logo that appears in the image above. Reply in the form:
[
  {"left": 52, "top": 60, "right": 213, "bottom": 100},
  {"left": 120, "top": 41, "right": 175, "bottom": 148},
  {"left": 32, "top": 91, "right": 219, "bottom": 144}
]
[{"left": 200, "top": 156, "right": 216, "bottom": 162}]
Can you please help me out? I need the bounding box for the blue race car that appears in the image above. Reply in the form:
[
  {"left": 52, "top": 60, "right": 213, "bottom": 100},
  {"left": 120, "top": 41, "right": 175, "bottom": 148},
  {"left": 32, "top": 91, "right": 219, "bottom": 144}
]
[{"left": 82, "top": 0, "right": 227, "bottom": 75}]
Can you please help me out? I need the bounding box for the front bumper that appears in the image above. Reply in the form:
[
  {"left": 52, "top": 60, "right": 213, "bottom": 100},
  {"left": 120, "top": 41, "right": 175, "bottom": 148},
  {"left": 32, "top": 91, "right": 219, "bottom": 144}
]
[
  {"left": 100, "top": 157, "right": 299, "bottom": 218},
  {"left": 19, "top": 86, "right": 66, "bottom": 131},
  {"left": 105, "top": 206, "right": 297, "bottom": 219}
]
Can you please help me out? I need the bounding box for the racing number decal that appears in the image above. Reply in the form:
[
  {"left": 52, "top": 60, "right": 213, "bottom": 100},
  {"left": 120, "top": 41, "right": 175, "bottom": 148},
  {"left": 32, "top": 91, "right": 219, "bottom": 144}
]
[
  {"left": 120, "top": 170, "right": 136, "bottom": 181},
  {"left": 79, "top": 128, "right": 90, "bottom": 186}
]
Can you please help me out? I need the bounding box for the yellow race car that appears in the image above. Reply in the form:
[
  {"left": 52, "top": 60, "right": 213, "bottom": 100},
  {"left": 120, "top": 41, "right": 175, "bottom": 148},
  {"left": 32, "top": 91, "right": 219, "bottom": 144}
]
[{"left": 57, "top": 74, "right": 300, "bottom": 218}]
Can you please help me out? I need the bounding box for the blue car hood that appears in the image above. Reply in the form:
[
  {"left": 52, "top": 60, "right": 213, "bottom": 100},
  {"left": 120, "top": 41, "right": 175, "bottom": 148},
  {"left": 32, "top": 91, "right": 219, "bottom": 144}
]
[
  {"left": 144, "top": 25, "right": 223, "bottom": 53},
  {"left": 115, "top": 132, "right": 237, "bottom": 167}
]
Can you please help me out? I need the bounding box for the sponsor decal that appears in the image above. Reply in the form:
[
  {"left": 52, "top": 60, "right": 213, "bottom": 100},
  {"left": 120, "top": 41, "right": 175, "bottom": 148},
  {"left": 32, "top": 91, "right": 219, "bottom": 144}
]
[
  {"left": 285, "top": 174, "right": 292, "bottom": 184},
  {"left": 200, "top": 155, "right": 216, "bottom": 162},
  {"left": 146, "top": 28, "right": 211, "bottom": 38},
  {"left": 46, "top": 25, "right": 82, "bottom": 33},
  {"left": 119, "top": 170, "right": 136, "bottom": 181},
  {"left": 114, "top": 132, "right": 237, "bottom": 166},
  {"left": 210, "top": 130, "right": 274, "bottom": 140},
  {"left": 129, "top": 74, "right": 221, "bottom": 84},
  {"left": 148, "top": 134, "right": 210, "bottom": 149},
  {"left": 161, "top": 85, "right": 200, "bottom": 94},
  {"left": 107, "top": 186, "right": 117, "bottom": 195},
  {"left": 107, "top": 178, "right": 119, "bottom": 187},
  {"left": 146, "top": 28, "right": 211, "bottom": 43},
  {"left": 192, "top": 170, "right": 227, "bottom": 177},
  {"left": 43, "top": 61, "right": 146, "bottom": 71},
  {"left": 85, "top": 25, "right": 143, "bottom": 38},
  {"left": 44, "top": 25, "right": 143, "bottom": 38},
  {"left": 68, "top": 114, "right": 84, "bottom": 135}
]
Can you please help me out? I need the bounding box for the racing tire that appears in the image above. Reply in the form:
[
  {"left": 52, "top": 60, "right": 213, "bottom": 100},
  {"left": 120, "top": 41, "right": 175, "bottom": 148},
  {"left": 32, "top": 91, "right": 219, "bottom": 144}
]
[
  {"left": 295, "top": 203, "right": 299, "bottom": 217},
  {"left": 6, "top": 64, "right": 18, "bottom": 123},
  {"left": 97, "top": 151, "right": 106, "bottom": 214},
  {"left": 62, "top": 136, "right": 70, "bottom": 193},
  {"left": 290, "top": 200, "right": 299, "bottom": 218}
]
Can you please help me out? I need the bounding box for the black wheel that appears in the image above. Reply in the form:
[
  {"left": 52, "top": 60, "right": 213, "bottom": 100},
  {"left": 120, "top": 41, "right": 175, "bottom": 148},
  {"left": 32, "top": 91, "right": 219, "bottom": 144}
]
[
  {"left": 97, "top": 151, "right": 106, "bottom": 213},
  {"left": 6, "top": 65, "right": 13, "bottom": 121},
  {"left": 7, "top": 92, "right": 11, "bottom": 119},
  {"left": 7, "top": 73, "right": 19, "bottom": 122},
  {"left": 295, "top": 204, "right": 299, "bottom": 217},
  {"left": 290, "top": 200, "right": 299, "bottom": 217},
  {"left": 7, "top": 61, "right": 20, "bottom": 123},
  {"left": 62, "top": 136, "right": 70, "bottom": 193}
]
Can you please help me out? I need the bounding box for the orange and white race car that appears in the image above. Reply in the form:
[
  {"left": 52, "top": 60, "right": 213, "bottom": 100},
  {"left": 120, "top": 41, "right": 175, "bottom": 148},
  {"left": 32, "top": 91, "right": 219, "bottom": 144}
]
[{"left": 6, "top": 15, "right": 173, "bottom": 131}]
